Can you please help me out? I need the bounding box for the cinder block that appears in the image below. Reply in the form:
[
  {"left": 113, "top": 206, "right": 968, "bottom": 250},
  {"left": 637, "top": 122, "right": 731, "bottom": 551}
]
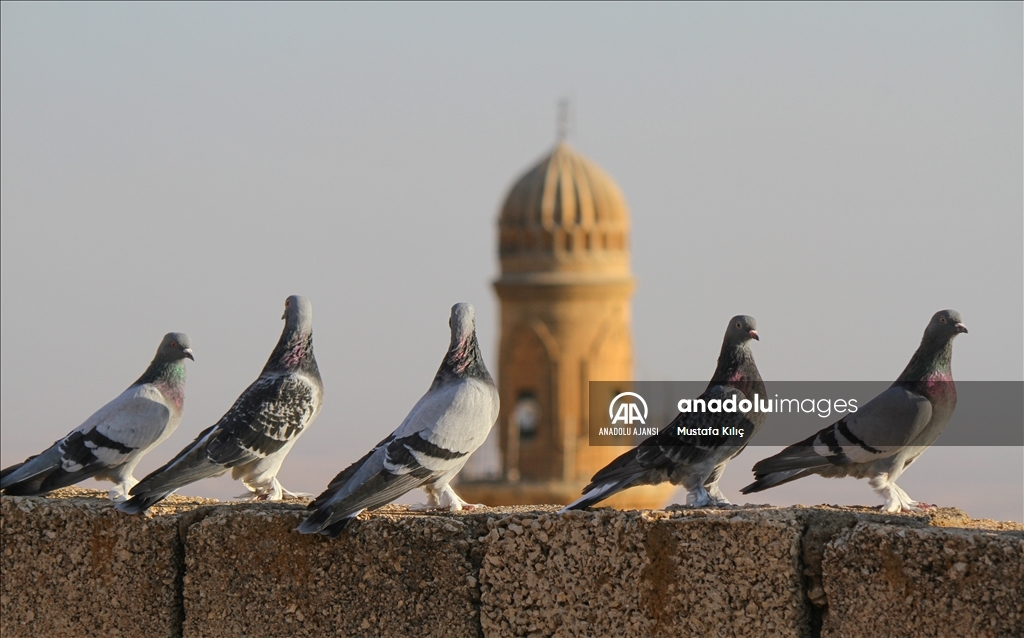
[
  {"left": 822, "top": 523, "right": 1024, "bottom": 638},
  {"left": 181, "top": 506, "right": 483, "bottom": 638},
  {"left": 477, "top": 509, "right": 808, "bottom": 637},
  {"left": 0, "top": 489, "right": 198, "bottom": 638}
]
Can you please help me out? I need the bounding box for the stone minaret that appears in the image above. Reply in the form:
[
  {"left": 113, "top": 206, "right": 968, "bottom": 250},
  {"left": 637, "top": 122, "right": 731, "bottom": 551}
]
[{"left": 457, "top": 142, "right": 673, "bottom": 508}]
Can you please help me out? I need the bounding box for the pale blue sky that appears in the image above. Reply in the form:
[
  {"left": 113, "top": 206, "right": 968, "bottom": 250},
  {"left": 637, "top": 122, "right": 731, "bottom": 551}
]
[{"left": 2, "top": 3, "right": 1021, "bottom": 520}]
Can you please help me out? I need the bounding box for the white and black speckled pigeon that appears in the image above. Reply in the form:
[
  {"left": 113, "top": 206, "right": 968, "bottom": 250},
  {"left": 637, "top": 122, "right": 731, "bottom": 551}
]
[
  {"left": 117, "top": 296, "right": 322, "bottom": 514},
  {"left": 297, "top": 303, "right": 498, "bottom": 538},
  {"left": 741, "top": 310, "right": 968, "bottom": 513},
  {"left": 1, "top": 333, "right": 194, "bottom": 501},
  {"left": 562, "top": 315, "right": 765, "bottom": 511}
]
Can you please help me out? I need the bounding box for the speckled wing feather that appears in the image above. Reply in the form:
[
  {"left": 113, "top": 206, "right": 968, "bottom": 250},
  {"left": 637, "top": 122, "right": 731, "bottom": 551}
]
[
  {"left": 206, "top": 374, "right": 319, "bottom": 466},
  {"left": 569, "top": 386, "right": 751, "bottom": 506},
  {"left": 635, "top": 386, "right": 752, "bottom": 469},
  {"left": 117, "top": 296, "right": 322, "bottom": 513},
  {"left": 562, "top": 315, "right": 764, "bottom": 511}
]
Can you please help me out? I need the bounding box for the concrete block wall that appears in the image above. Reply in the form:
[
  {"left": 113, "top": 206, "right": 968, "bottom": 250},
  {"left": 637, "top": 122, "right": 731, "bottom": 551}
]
[{"left": 2, "top": 488, "right": 1021, "bottom": 638}]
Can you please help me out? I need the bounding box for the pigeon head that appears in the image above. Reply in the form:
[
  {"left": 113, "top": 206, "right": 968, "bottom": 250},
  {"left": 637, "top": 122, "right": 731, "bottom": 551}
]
[
  {"left": 449, "top": 303, "right": 476, "bottom": 347},
  {"left": 924, "top": 309, "right": 968, "bottom": 342},
  {"left": 724, "top": 315, "right": 759, "bottom": 346},
  {"left": 433, "top": 302, "right": 492, "bottom": 384},
  {"left": 282, "top": 295, "right": 314, "bottom": 335},
  {"left": 896, "top": 309, "right": 967, "bottom": 388},
  {"left": 134, "top": 332, "right": 193, "bottom": 388},
  {"left": 266, "top": 295, "right": 318, "bottom": 373},
  {"left": 156, "top": 332, "right": 194, "bottom": 362}
]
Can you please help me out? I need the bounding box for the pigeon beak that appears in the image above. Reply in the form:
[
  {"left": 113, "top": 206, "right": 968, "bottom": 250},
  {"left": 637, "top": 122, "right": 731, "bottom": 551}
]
[
  {"left": 749, "top": 330, "right": 759, "bottom": 341},
  {"left": 183, "top": 348, "right": 195, "bottom": 361},
  {"left": 954, "top": 323, "right": 968, "bottom": 334}
]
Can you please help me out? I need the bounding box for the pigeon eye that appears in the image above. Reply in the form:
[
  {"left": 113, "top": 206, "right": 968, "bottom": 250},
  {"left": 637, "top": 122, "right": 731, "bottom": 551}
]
[
  {"left": 735, "top": 322, "right": 741, "bottom": 329},
  {"left": 939, "top": 317, "right": 946, "bottom": 323}
]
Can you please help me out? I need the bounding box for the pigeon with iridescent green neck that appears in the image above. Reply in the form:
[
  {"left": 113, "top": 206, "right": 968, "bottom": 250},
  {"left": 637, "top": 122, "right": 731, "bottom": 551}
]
[
  {"left": 1, "top": 333, "right": 194, "bottom": 501},
  {"left": 118, "top": 296, "right": 322, "bottom": 514},
  {"left": 741, "top": 309, "right": 967, "bottom": 512}
]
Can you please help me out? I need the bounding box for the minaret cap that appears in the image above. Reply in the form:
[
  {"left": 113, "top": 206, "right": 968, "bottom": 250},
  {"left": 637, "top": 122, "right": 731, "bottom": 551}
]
[{"left": 497, "top": 143, "right": 631, "bottom": 282}]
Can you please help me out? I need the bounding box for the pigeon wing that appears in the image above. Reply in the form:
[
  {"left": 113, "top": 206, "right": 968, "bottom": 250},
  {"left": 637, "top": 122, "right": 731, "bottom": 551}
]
[
  {"left": 300, "top": 379, "right": 496, "bottom": 530},
  {"left": 637, "top": 386, "right": 751, "bottom": 471},
  {"left": 564, "top": 386, "right": 751, "bottom": 509},
  {"left": 307, "top": 434, "right": 394, "bottom": 511},
  {"left": 4, "top": 385, "right": 171, "bottom": 494},
  {"left": 206, "top": 374, "right": 319, "bottom": 467},
  {"left": 742, "top": 385, "right": 933, "bottom": 493}
]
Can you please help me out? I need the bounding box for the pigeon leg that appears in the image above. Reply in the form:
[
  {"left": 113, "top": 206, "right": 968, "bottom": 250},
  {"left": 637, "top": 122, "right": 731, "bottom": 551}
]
[
  {"left": 703, "top": 463, "right": 732, "bottom": 506},
  {"left": 258, "top": 478, "right": 284, "bottom": 501},
  {"left": 438, "top": 483, "right": 483, "bottom": 511},
  {"left": 411, "top": 484, "right": 482, "bottom": 511},
  {"left": 238, "top": 477, "right": 285, "bottom": 501},
  {"left": 871, "top": 475, "right": 926, "bottom": 512},
  {"left": 409, "top": 485, "right": 443, "bottom": 511},
  {"left": 685, "top": 486, "right": 713, "bottom": 507},
  {"left": 705, "top": 481, "right": 733, "bottom": 506},
  {"left": 108, "top": 477, "right": 138, "bottom": 503},
  {"left": 870, "top": 474, "right": 902, "bottom": 512},
  {"left": 280, "top": 485, "right": 312, "bottom": 499},
  {"left": 891, "top": 484, "right": 935, "bottom": 510}
]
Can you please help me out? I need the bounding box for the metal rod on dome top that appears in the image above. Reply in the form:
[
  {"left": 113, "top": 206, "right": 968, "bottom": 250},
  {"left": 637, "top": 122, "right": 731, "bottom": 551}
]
[{"left": 557, "top": 98, "right": 570, "bottom": 143}]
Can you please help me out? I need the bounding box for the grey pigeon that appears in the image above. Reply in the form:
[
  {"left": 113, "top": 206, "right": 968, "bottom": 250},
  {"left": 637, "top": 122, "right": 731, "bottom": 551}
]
[
  {"left": 1, "top": 333, "right": 193, "bottom": 501},
  {"left": 562, "top": 315, "right": 765, "bottom": 511},
  {"left": 117, "top": 296, "right": 322, "bottom": 513},
  {"left": 297, "top": 303, "right": 498, "bottom": 537},
  {"left": 741, "top": 309, "right": 967, "bottom": 513}
]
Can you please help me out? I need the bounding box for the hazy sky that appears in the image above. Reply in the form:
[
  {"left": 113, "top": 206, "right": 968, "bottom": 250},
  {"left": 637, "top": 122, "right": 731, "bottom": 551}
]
[{"left": 2, "top": 3, "right": 1021, "bottom": 521}]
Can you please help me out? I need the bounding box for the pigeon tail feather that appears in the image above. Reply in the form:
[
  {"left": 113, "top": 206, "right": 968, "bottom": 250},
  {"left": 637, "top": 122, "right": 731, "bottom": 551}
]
[
  {"left": 320, "top": 517, "right": 355, "bottom": 538},
  {"left": 739, "top": 469, "right": 813, "bottom": 494},
  {"left": 129, "top": 458, "right": 226, "bottom": 502},
  {"left": 37, "top": 465, "right": 105, "bottom": 493},
  {"left": 0, "top": 460, "right": 29, "bottom": 483},
  {"left": 299, "top": 471, "right": 429, "bottom": 535},
  {"left": 1, "top": 448, "right": 71, "bottom": 495},
  {"left": 295, "top": 506, "right": 338, "bottom": 535},
  {"left": 116, "top": 491, "right": 174, "bottom": 515},
  {"left": 561, "top": 478, "right": 634, "bottom": 511}
]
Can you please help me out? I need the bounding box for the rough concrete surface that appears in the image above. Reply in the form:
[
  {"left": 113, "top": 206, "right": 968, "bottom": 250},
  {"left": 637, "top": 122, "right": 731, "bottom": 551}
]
[
  {"left": 182, "top": 506, "right": 486, "bottom": 638},
  {"left": 476, "top": 508, "right": 808, "bottom": 637},
  {"left": 2, "top": 488, "right": 1022, "bottom": 638},
  {"left": 822, "top": 522, "right": 1024, "bottom": 638},
  {"left": 0, "top": 487, "right": 216, "bottom": 638}
]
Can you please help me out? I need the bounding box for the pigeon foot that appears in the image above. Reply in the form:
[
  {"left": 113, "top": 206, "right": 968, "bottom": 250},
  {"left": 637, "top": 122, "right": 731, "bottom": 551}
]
[{"left": 684, "top": 487, "right": 713, "bottom": 508}]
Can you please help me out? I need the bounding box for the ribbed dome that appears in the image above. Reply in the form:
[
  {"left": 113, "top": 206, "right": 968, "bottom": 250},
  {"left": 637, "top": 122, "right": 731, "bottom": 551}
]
[{"left": 498, "top": 143, "right": 631, "bottom": 278}]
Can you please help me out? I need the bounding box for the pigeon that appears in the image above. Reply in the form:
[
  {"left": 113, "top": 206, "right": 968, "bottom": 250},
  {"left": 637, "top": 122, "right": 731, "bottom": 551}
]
[
  {"left": 562, "top": 315, "right": 765, "bottom": 511},
  {"left": 117, "top": 296, "right": 322, "bottom": 514},
  {"left": 740, "top": 309, "right": 967, "bottom": 513},
  {"left": 1, "top": 333, "right": 194, "bottom": 501},
  {"left": 297, "top": 303, "right": 498, "bottom": 538}
]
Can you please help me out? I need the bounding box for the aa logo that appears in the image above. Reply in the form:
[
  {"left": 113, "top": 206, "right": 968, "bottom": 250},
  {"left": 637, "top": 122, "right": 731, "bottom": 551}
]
[{"left": 609, "top": 392, "right": 648, "bottom": 425}]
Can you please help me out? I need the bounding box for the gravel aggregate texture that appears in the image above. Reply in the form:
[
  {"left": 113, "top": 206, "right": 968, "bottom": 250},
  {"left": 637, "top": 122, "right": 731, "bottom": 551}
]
[
  {"left": 2, "top": 488, "right": 1020, "bottom": 638},
  {"left": 822, "top": 522, "right": 1024, "bottom": 638}
]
